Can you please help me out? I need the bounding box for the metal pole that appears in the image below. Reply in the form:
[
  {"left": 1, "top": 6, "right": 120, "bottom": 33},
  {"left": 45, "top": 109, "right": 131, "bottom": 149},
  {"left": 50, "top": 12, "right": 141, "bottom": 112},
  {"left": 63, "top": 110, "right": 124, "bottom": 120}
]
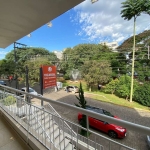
[
  {"left": 14, "top": 42, "right": 18, "bottom": 90},
  {"left": 148, "top": 45, "right": 149, "bottom": 59},
  {"left": 130, "top": 17, "right": 136, "bottom": 102},
  {"left": 40, "top": 67, "right": 43, "bottom": 106},
  {"left": 25, "top": 66, "right": 30, "bottom": 103}
]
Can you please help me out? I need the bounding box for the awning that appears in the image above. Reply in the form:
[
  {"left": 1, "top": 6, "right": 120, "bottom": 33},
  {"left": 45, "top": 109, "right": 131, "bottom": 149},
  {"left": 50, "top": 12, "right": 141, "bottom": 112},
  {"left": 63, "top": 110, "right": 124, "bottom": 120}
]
[{"left": 0, "top": 0, "right": 84, "bottom": 48}]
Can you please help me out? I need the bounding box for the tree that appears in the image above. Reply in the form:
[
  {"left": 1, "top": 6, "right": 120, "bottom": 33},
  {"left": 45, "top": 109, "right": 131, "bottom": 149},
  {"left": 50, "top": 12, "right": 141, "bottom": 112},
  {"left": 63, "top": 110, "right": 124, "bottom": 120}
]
[
  {"left": 0, "top": 59, "right": 15, "bottom": 77},
  {"left": 4, "top": 47, "right": 57, "bottom": 86},
  {"left": 24, "top": 57, "right": 51, "bottom": 86},
  {"left": 121, "top": 0, "right": 150, "bottom": 102},
  {"left": 75, "top": 82, "right": 88, "bottom": 136},
  {"left": 60, "top": 44, "right": 117, "bottom": 80},
  {"left": 82, "top": 60, "right": 112, "bottom": 91}
]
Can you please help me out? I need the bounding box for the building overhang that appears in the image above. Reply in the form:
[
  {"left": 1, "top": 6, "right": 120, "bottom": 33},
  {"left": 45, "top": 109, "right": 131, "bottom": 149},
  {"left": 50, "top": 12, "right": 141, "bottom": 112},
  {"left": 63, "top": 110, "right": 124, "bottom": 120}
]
[{"left": 0, "top": 0, "right": 84, "bottom": 48}]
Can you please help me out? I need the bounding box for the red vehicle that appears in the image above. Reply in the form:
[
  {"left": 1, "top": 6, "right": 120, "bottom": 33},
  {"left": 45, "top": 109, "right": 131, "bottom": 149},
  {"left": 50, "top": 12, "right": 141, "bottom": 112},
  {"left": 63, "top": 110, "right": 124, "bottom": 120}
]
[{"left": 78, "top": 106, "right": 126, "bottom": 139}]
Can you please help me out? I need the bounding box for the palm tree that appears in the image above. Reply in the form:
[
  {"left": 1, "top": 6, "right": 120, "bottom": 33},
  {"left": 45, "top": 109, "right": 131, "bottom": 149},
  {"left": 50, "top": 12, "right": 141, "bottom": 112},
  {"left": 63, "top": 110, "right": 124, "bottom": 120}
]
[{"left": 120, "top": 0, "right": 150, "bottom": 102}]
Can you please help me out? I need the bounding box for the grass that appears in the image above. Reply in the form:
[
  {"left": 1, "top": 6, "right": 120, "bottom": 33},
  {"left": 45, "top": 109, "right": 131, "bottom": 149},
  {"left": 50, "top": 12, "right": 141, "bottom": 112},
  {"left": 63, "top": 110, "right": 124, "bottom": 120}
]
[
  {"left": 85, "top": 91, "right": 150, "bottom": 111},
  {"left": 63, "top": 80, "right": 150, "bottom": 111}
]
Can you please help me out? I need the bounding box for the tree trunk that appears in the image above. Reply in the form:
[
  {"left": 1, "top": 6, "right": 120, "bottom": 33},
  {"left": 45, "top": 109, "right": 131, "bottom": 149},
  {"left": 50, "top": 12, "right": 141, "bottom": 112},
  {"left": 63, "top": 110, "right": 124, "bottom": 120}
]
[
  {"left": 89, "top": 86, "right": 91, "bottom": 92},
  {"left": 130, "top": 17, "right": 136, "bottom": 103}
]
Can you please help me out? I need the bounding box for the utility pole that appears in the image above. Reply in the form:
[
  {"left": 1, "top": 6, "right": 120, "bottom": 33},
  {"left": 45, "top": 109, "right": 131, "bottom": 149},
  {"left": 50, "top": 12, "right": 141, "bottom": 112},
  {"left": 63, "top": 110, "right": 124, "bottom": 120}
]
[
  {"left": 148, "top": 45, "right": 149, "bottom": 59},
  {"left": 14, "top": 42, "right": 27, "bottom": 90},
  {"left": 40, "top": 67, "right": 43, "bottom": 106},
  {"left": 14, "top": 42, "right": 18, "bottom": 89},
  {"left": 25, "top": 66, "right": 30, "bottom": 103}
]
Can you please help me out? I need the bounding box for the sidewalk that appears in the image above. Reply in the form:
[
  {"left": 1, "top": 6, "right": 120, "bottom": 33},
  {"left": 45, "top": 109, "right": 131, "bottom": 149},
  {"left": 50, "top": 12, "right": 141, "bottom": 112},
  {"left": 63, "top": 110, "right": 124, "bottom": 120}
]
[{"left": 0, "top": 115, "right": 30, "bottom": 150}]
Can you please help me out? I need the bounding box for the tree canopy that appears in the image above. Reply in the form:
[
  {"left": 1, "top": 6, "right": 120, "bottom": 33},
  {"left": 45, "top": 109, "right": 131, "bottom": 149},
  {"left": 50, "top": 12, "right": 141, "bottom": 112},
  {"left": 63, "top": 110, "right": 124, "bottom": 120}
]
[{"left": 0, "top": 47, "right": 57, "bottom": 85}]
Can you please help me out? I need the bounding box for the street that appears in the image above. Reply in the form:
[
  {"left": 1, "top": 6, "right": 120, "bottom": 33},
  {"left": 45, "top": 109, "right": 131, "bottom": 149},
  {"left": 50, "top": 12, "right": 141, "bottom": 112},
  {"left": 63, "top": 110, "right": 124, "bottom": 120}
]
[
  {"left": 3, "top": 80, "right": 150, "bottom": 150},
  {"left": 43, "top": 90, "right": 150, "bottom": 150}
]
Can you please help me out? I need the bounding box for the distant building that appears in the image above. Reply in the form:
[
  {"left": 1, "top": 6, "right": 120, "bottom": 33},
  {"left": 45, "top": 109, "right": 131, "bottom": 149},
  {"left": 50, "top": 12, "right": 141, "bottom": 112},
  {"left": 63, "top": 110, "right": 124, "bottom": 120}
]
[
  {"left": 100, "top": 41, "right": 119, "bottom": 52},
  {"left": 53, "top": 51, "right": 63, "bottom": 60}
]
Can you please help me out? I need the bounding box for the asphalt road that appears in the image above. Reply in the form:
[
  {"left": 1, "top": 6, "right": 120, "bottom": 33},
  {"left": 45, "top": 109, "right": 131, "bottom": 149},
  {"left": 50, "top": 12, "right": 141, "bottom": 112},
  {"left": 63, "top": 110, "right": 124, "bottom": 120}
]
[
  {"left": 43, "top": 90, "right": 150, "bottom": 150},
  {"left": 2, "top": 80, "right": 150, "bottom": 150}
]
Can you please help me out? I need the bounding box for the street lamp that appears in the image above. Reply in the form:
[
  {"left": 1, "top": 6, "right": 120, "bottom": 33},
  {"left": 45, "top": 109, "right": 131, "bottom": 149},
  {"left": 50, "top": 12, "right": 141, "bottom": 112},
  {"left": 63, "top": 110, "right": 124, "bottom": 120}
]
[
  {"left": 26, "top": 22, "right": 52, "bottom": 37},
  {"left": 91, "top": 0, "right": 98, "bottom": 4}
]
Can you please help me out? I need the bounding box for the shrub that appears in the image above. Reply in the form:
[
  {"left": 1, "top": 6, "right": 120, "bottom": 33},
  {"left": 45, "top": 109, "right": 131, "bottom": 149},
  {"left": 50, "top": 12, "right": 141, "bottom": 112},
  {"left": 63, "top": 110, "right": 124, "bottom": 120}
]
[
  {"left": 3, "top": 95, "right": 16, "bottom": 106},
  {"left": 116, "top": 75, "right": 138, "bottom": 100},
  {"left": 134, "top": 83, "right": 150, "bottom": 106},
  {"left": 104, "top": 79, "right": 119, "bottom": 94}
]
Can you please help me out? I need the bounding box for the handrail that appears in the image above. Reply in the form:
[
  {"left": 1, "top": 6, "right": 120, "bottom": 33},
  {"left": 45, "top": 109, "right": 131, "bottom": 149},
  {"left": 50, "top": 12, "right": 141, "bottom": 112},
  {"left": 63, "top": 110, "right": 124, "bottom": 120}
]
[
  {"left": 30, "top": 112, "right": 53, "bottom": 144},
  {"left": 47, "top": 103, "right": 77, "bottom": 137},
  {"left": 0, "top": 90, "right": 135, "bottom": 150},
  {"left": 0, "top": 84, "right": 150, "bottom": 135}
]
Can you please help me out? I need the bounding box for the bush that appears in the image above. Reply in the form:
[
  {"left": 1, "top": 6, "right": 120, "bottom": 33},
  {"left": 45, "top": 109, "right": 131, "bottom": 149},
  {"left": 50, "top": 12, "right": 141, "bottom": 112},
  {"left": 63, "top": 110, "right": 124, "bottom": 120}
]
[
  {"left": 3, "top": 95, "right": 16, "bottom": 106},
  {"left": 104, "top": 79, "right": 119, "bottom": 94},
  {"left": 57, "top": 77, "right": 65, "bottom": 82},
  {"left": 134, "top": 83, "right": 150, "bottom": 106},
  {"left": 116, "top": 75, "right": 139, "bottom": 100}
]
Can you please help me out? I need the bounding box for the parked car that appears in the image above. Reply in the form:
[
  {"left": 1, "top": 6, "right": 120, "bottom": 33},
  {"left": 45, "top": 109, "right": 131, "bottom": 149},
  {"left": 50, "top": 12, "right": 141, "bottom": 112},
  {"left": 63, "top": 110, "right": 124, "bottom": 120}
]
[
  {"left": 78, "top": 105, "right": 126, "bottom": 139},
  {"left": 20, "top": 87, "right": 39, "bottom": 98},
  {"left": 0, "top": 80, "right": 7, "bottom": 86},
  {"left": 64, "top": 85, "right": 79, "bottom": 93}
]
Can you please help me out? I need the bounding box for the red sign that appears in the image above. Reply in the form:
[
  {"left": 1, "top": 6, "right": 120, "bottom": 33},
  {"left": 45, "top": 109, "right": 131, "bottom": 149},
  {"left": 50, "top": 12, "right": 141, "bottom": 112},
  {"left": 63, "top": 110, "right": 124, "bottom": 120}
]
[{"left": 42, "top": 65, "right": 57, "bottom": 89}]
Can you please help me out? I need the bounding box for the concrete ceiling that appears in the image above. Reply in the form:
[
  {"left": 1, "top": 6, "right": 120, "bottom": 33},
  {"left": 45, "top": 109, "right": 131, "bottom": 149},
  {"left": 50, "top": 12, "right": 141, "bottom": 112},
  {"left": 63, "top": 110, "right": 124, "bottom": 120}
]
[{"left": 0, "top": 0, "right": 85, "bottom": 48}]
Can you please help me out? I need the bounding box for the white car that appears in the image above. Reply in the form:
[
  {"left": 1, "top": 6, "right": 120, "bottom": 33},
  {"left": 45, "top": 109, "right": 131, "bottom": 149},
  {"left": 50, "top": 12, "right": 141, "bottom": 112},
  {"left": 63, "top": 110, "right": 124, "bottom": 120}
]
[
  {"left": 20, "top": 87, "right": 39, "bottom": 98},
  {"left": 64, "top": 86, "right": 79, "bottom": 93},
  {"left": 21, "top": 87, "right": 38, "bottom": 95}
]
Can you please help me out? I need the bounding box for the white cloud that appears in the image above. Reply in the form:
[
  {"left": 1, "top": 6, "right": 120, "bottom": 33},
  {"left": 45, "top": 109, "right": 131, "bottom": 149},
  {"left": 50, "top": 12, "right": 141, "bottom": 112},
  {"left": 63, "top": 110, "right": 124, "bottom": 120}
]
[
  {"left": 73, "top": 0, "right": 150, "bottom": 44},
  {"left": 0, "top": 51, "right": 9, "bottom": 59},
  {"left": 0, "top": 51, "right": 8, "bottom": 55}
]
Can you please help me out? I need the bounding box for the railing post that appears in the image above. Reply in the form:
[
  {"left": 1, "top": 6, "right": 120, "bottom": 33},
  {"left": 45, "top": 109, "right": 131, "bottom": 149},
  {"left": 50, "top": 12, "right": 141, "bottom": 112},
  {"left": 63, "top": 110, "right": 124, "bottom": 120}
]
[
  {"left": 77, "top": 127, "right": 79, "bottom": 150},
  {"left": 27, "top": 104, "right": 31, "bottom": 144},
  {"left": 63, "top": 120, "right": 65, "bottom": 149},
  {"left": 86, "top": 115, "right": 89, "bottom": 149}
]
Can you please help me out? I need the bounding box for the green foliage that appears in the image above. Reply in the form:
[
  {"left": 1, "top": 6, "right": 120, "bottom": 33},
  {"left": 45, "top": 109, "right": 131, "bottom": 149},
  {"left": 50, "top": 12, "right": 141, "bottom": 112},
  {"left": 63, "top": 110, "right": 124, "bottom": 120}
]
[
  {"left": 118, "top": 30, "right": 150, "bottom": 49},
  {"left": 116, "top": 75, "right": 139, "bottom": 100},
  {"left": 75, "top": 82, "right": 87, "bottom": 108},
  {"left": 134, "top": 83, "right": 150, "bottom": 106},
  {"left": 82, "top": 60, "right": 112, "bottom": 91},
  {"left": 3, "top": 95, "right": 16, "bottom": 106},
  {"left": 0, "top": 59, "right": 15, "bottom": 76},
  {"left": 24, "top": 57, "right": 51, "bottom": 84},
  {"left": 116, "top": 75, "right": 131, "bottom": 100},
  {"left": 3, "top": 47, "right": 57, "bottom": 85},
  {"left": 121, "top": 0, "right": 150, "bottom": 21},
  {"left": 75, "top": 82, "right": 88, "bottom": 136},
  {"left": 61, "top": 44, "right": 117, "bottom": 80},
  {"left": 105, "top": 79, "right": 119, "bottom": 94}
]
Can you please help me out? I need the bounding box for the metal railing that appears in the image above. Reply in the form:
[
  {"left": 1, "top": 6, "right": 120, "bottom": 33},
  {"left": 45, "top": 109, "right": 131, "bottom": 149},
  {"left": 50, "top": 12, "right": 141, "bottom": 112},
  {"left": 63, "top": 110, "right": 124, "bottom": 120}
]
[{"left": 0, "top": 85, "right": 150, "bottom": 149}]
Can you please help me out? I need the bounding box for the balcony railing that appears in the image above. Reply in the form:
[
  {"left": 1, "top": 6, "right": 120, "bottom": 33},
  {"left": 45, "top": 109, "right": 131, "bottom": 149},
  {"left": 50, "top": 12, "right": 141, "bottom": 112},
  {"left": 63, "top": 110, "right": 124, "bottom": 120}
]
[{"left": 0, "top": 84, "right": 150, "bottom": 150}]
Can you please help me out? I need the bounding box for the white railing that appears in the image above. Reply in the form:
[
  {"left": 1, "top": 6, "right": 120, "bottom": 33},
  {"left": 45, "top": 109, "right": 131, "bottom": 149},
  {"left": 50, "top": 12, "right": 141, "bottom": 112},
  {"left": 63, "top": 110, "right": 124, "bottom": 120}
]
[{"left": 0, "top": 85, "right": 150, "bottom": 149}]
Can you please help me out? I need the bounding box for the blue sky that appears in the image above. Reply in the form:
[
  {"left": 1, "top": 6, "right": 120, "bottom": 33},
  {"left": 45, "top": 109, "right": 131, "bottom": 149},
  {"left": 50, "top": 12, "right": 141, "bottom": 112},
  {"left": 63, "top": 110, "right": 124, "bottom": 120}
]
[{"left": 0, "top": 0, "right": 150, "bottom": 60}]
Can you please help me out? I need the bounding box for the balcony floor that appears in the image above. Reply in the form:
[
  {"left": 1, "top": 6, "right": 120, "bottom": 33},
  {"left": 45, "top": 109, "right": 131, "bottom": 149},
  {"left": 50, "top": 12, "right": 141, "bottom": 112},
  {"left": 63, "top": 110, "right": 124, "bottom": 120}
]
[{"left": 0, "top": 114, "right": 31, "bottom": 150}]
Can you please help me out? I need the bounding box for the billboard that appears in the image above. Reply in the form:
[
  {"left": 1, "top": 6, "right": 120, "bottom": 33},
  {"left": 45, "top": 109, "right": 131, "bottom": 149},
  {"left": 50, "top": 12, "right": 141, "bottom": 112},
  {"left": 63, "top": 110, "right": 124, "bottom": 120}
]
[{"left": 42, "top": 65, "right": 57, "bottom": 89}]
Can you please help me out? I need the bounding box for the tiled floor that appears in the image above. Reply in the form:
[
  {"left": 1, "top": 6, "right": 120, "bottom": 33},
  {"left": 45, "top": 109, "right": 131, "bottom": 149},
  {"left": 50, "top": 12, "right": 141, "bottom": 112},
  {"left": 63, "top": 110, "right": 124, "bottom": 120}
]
[{"left": 0, "top": 115, "right": 30, "bottom": 150}]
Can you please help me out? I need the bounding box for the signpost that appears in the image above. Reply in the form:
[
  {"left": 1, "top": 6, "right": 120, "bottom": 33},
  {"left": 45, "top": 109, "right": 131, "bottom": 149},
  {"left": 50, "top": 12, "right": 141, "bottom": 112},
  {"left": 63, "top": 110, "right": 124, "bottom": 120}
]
[{"left": 40, "top": 65, "right": 57, "bottom": 106}]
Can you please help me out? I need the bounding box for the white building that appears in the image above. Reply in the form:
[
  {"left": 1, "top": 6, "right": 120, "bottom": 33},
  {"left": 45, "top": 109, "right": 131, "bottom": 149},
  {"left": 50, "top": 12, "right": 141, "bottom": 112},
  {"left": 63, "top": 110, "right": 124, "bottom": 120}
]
[
  {"left": 100, "top": 41, "right": 119, "bottom": 51},
  {"left": 53, "top": 51, "right": 63, "bottom": 60}
]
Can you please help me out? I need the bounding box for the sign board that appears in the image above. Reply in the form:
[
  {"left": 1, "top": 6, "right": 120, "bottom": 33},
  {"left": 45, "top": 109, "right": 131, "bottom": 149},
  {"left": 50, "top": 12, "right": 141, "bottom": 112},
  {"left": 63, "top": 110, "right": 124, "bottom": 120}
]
[{"left": 42, "top": 65, "right": 57, "bottom": 89}]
